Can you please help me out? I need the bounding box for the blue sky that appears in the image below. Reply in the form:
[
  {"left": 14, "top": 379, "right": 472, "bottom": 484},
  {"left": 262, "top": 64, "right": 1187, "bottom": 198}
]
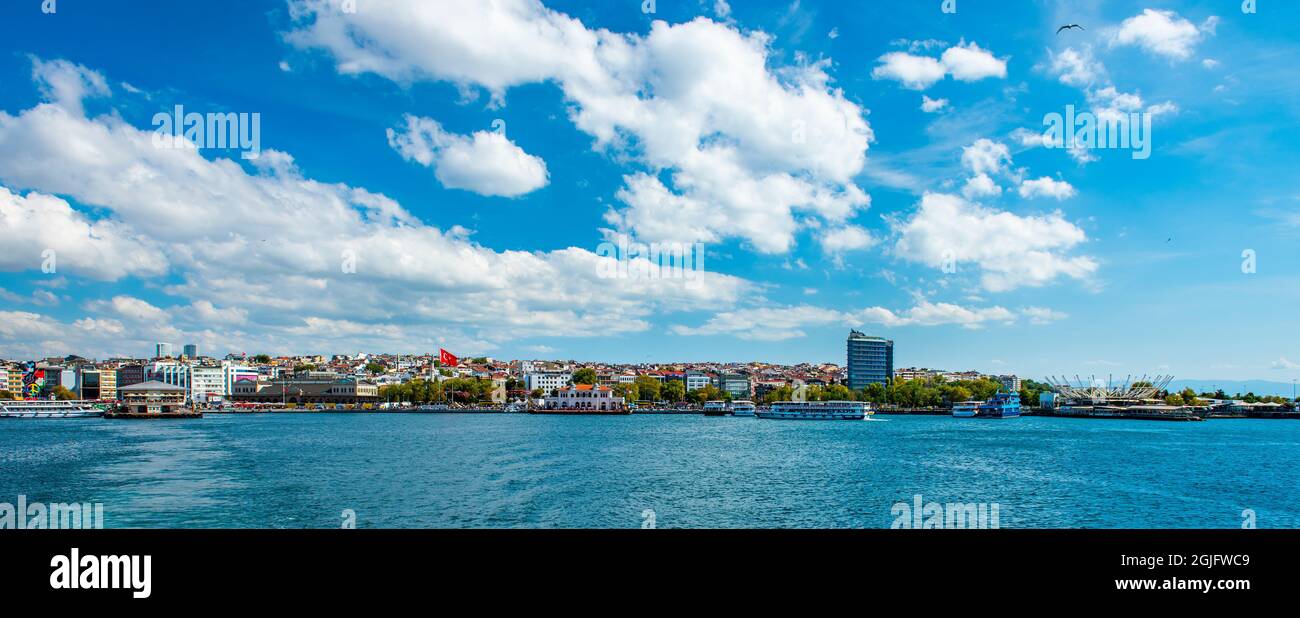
[{"left": 0, "top": 0, "right": 1297, "bottom": 382}]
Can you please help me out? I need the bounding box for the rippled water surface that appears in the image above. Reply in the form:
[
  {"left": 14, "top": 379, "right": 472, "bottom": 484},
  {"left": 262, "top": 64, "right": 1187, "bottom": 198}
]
[{"left": 2, "top": 414, "right": 1297, "bottom": 528}]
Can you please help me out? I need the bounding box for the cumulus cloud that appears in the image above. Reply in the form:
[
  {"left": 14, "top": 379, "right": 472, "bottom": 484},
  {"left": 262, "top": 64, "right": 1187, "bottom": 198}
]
[
  {"left": 30, "top": 57, "right": 110, "bottom": 117},
  {"left": 1018, "top": 177, "right": 1077, "bottom": 200},
  {"left": 387, "top": 114, "right": 548, "bottom": 197},
  {"left": 671, "top": 299, "right": 1065, "bottom": 340},
  {"left": 961, "top": 139, "right": 1013, "bottom": 176},
  {"left": 920, "top": 95, "right": 949, "bottom": 113},
  {"left": 0, "top": 187, "right": 164, "bottom": 281},
  {"left": 1109, "top": 9, "right": 1213, "bottom": 61},
  {"left": 287, "top": 1, "right": 873, "bottom": 254},
  {"left": 0, "top": 57, "right": 752, "bottom": 358},
  {"left": 873, "top": 40, "right": 1007, "bottom": 90},
  {"left": 962, "top": 173, "right": 1002, "bottom": 199},
  {"left": 818, "top": 225, "right": 877, "bottom": 255},
  {"left": 892, "top": 193, "right": 1097, "bottom": 292}
]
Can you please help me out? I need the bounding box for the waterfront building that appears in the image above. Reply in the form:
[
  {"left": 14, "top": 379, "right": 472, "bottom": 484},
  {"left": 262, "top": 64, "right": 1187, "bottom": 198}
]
[
  {"left": 847, "top": 330, "right": 893, "bottom": 390},
  {"left": 116, "top": 364, "right": 146, "bottom": 392},
  {"left": 894, "top": 367, "right": 942, "bottom": 382},
  {"left": 149, "top": 362, "right": 191, "bottom": 399},
  {"left": 228, "top": 373, "right": 379, "bottom": 405},
  {"left": 116, "top": 381, "right": 189, "bottom": 416},
  {"left": 719, "top": 373, "right": 751, "bottom": 399},
  {"left": 685, "top": 371, "right": 713, "bottom": 392},
  {"left": 155, "top": 342, "right": 173, "bottom": 359},
  {"left": 190, "top": 366, "right": 226, "bottom": 404},
  {"left": 524, "top": 371, "right": 572, "bottom": 393},
  {"left": 223, "top": 362, "right": 259, "bottom": 395},
  {"left": 77, "top": 367, "right": 116, "bottom": 400},
  {"left": 183, "top": 344, "right": 199, "bottom": 359},
  {"left": 540, "top": 384, "right": 625, "bottom": 413}
]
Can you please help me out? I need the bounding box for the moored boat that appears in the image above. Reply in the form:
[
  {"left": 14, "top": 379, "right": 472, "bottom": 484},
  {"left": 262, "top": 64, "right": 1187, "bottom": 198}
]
[
  {"left": 702, "top": 400, "right": 731, "bottom": 416},
  {"left": 731, "top": 400, "right": 756, "bottom": 417},
  {"left": 976, "top": 391, "right": 1021, "bottom": 419},
  {"left": 757, "top": 400, "right": 869, "bottom": 420},
  {"left": 0, "top": 399, "right": 104, "bottom": 419},
  {"left": 952, "top": 401, "right": 981, "bottom": 418}
]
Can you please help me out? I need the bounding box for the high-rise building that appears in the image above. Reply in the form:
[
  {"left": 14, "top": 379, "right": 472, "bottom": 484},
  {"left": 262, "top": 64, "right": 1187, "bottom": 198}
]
[
  {"left": 155, "top": 342, "right": 173, "bottom": 359},
  {"left": 183, "top": 344, "right": 199, "bottom": 359},
  {"left": 847, "top": 330, "right": 893, "bottom": 390}
]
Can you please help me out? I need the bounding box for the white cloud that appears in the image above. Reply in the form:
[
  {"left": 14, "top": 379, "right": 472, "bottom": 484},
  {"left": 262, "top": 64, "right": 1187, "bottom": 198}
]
[
  {"left": 961, "top": 138, "right": 1012, "bottom": 176},
  {"left": 713, "top": 0, "right": 731, "bottom": 18},
  {"left": 872, "top": 52, "right": 947, "bottom": 90},
  {"left": 940, "top": 41, "right": 1008, "bottom": 82},
  {"left": 818, "top": 225, "right": 877, "bottom": 255},
  {"left": 287, "top": 2, "right": 873, "bottom": 255},
  {"left": 1109, "top": 9, "right": 1211, "bottom": 61},
  {"left": 920, "top": 95, "right": 949, "bottom": 113},
  {"left": 1270, "top": 358, "right": 1300, "bottom": 370},
  {"left": 873, "top": 40, "right": 1007, "bottom": 90},
  {"left": 962, "top": 173, "right": 1002, "bottom": 199},
  {"left": 30, "top": 57, "right": 110, "bottom": 117},
  {"left": 0, "top": 58, "right": 753, "bottom": 358},
  {"left": 1018, "top": 177, "right": 1077, "bottom": 200},
  {"left": 1045, "top": 46, "right": 1105, "bottom": 88},
  {"left": 1201, "top": 58, "right": 1219, "bottom": 70},
  {"left": 672, "top": 299, "right": 1063, "bottom": 339},
  {"left": 0, "top": 187, "right": 164, "bottom": 281},
  {"left": 387, "top": 114, "right": 549, "bottom": 197},
  {"left": 1010, "top": 127, "right": 1050, "bottom": 148},
  {"left": 892, "top": 193, "right": 1097, "bottom": 292}
]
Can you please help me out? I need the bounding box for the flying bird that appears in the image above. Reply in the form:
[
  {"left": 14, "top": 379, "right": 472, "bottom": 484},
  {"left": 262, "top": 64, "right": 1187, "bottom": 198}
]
[{"left": 1056, "top": 24, "right": 1085, "bottom": 34}]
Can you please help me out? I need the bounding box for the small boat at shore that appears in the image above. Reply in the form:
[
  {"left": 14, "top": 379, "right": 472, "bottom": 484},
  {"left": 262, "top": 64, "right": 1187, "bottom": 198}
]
[
  {"left": 0, "top": 400, "right": 104, "bottom": 419},
  {"left": 952, "top": 401, "right": 981, "bottom": 418},
  {"left": 702, "top": 401, "right": 731, "bottom": 416}
]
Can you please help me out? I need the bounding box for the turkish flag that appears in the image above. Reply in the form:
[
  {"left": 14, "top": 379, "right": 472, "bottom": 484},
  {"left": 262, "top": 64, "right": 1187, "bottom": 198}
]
[{"left": 439, "top": 349, "right": 458, "bottom": 367}]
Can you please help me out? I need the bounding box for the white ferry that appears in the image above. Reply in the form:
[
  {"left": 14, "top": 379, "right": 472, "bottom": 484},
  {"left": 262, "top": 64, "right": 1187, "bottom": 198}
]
[
  {"left": 952, "top": 401, "right": 981, "bottom": 418},
  {"left": 702, "top": 401, "right": 731, "bottom": 416},
  {"left": 731, "top": 400, "right": 756, "bottom": 417},
  {"left": 757, "top": 400, "right": 869, "bottom": 421},
  {"left": 0, "top": 400, "right": 104, "bottom": 419}
]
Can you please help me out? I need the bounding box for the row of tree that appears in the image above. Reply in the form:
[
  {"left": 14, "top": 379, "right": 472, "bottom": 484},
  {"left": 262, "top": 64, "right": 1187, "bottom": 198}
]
[{"left": 378, "top": 377, "right": 495, "bottom": 404}]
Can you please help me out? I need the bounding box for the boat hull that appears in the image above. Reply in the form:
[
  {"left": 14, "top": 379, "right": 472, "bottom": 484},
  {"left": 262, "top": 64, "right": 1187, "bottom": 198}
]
[{"left": 756, "top": 411, "right": 865, "bottom": 421}]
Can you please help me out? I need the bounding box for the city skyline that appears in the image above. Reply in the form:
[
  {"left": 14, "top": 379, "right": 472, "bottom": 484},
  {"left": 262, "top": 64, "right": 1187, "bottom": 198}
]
[{"left": 0, "top": 1, "right": 1298, "bottom": 381}]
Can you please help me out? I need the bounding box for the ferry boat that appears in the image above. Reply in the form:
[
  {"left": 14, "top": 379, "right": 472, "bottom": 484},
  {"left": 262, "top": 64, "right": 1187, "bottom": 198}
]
[
  {"left": 951, "top": 401, "right": 981, "bottom": 418},
  {"left": 731, "top": 400, "right": 756, "bottom": 417},
  {"left": 702, "top": 401, "right": 731, "bottom": 416},
  {"left": 976, "top": 391, "right": 1021, "bottom": 419},
  {"left": 0, "top": 399, "right": 104, "bottom": 419},
  {"left": 757, "top": 400, "right": 869, "bottom": 421}
]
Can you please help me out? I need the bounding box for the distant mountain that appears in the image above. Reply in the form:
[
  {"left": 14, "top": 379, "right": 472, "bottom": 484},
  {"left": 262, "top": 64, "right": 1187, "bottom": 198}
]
[{"left": 1168, "top": 379, "right": 1298, "bottom": 399}]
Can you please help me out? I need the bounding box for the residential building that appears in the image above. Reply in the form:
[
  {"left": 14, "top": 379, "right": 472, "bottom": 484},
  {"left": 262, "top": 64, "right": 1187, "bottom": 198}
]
[
  {"left": 685, "top": 371, "right": 713, "bottom": 392},
  {"left": 525, "top": 371, "right": 572, "bottom": 393},
  {"left": 847, "top": 330, "right": 893, "bottom": 390}
]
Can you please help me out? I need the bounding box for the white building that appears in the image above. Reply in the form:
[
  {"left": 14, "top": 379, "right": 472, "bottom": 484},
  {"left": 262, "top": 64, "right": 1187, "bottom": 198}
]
[
  {"left": 155, "top": 342, "right": 173, "bottom": 359},
  {"left": 543, "top": 384, "right": 625, "bottom": 412},
  {"left": 997, "top": 375, "right": 1022, "bottom": 392},
  {"left": 525, "top": 371, "right": 572, "bottom": 393},
  {"left": 223, "top": 362, "right": 259, "bottom": 395},
  {"left": 190, "top": 366, "right": 226, "bottom": 403},
  {"left": 149, "top": 362, "right": 189, "bottom": 395},
  {"left": 685, "top": 371, "right": 713, "bottom": 392}
]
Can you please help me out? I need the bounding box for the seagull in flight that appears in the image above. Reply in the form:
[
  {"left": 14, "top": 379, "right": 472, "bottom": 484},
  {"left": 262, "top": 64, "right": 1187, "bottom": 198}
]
[{"left": 1056, "top": 24, "right": 1085, "bottom": 34}]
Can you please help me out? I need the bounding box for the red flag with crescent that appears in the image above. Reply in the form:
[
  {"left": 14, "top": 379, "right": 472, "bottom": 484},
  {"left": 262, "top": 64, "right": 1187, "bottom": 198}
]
[{"left": 439, "top": 349, "right": 458, "bottom": 367}]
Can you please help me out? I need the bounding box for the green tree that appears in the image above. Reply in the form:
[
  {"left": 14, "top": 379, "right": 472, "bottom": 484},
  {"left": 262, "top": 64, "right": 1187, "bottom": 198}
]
[
  {"left": 633, "top": 376, "right": 662, "bottom": 402},
  {"left": 572, "top": 368, "right": 598, "bottom": 385},
  {"left": 253, "top": 354, "right": 272, "bottom": 364},
  {"left": 49, "top": 385, "right": 76, "bottom": 401},
  {"left": 612, "top": 383, "right": 639, "bottom": 402},
  {"left": 663, "top": 380, "right": 686, "bottom": 402},
  {"left": 0, "top": 390, "right": 14, "bottom": 400},
  {"left": 365, "top": 362, "right": 386, "bottom": 375}
]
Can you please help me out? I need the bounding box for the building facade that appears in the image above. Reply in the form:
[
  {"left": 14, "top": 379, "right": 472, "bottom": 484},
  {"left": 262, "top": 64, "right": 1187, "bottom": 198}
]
[
  {"left": 155, "top": 342, "right": 173, "bottom": 359},
  {"left": 524, "top": 371, "right": 572, "bottom": 393},
  {"left": 190, "top": 366, "right": 226, "bottom": 403},
  {"left": 847, "top": 330, "right": 894, "bottom": 390},
  {"left": 719, "top": 373, "right": 751, "bottom": 399},
  {"left": 542, "top": 384, "right": 625, "bottom": 412},
  {"left": 183, "top": 344, "right": 199, "bottom": 359},
  {"left": 685, "top": 371, "right": 713, "bottom": 392}
]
